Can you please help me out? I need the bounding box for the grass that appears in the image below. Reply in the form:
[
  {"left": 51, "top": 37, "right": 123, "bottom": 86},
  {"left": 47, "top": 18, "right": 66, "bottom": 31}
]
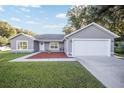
[{"left": 0, "top": 51, "right": 104, "bottom": 88}]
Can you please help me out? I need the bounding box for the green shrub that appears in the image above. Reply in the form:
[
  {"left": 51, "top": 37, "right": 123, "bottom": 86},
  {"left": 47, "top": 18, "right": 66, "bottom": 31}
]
[
  {"left": 115, "top": 41, "right": 124, "bottom": 54},
  {"left": 115, "top": 47, "right": 124, "bottom": 53}
]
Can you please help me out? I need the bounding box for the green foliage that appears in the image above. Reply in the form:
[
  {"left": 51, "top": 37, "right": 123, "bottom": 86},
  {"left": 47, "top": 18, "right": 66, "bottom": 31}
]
[
  {"left": 115, "top": 48, "right": 124, "bottom": 54},
  {"left": 63, "top": 25, "right": 75, "bottom": 35},
  {"left": 0, "top": 36, "right": 8, "bottom": 46},
  {"left": 0, "top": 21, "right": 17, "bottom": 38},
  {"left": 0, "top": 52, "right": 104, "bottom": 88},
  {"left": 0, "top": 21, "right": 35, "bottom": 46},
  {"left": 15, "top": 28, "right": 35, "bottom": 36},
  {"left": 64, "top": 5, "right": 124, "bottom": 36},
  {"left": 115, "top": 41, "right": 124, "bottom": 53}
]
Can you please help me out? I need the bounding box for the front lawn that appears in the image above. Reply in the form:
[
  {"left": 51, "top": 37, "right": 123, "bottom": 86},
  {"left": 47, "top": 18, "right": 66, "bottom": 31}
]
[{"left": 0, "top": 51, "right": 104, "bottom": 88}]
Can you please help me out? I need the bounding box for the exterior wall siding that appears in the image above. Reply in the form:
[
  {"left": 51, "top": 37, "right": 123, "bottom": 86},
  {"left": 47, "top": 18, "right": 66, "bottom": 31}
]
[
  {"left": 65, "top": 25, "right": 115, "bottom": 56},
  {"left": 10, "top": 34, "right": 34, "bottom": 53}
]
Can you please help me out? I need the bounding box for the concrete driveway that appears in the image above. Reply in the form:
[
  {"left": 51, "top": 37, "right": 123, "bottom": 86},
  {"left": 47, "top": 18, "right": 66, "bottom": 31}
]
[{"left": 76, "top": 56, "right": 124, "bottom": 88}]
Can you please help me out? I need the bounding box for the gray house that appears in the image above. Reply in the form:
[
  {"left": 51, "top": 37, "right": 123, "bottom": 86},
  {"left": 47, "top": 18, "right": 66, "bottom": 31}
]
[{"left": 10, "top": 22, "right": 119, "bottom": 57}]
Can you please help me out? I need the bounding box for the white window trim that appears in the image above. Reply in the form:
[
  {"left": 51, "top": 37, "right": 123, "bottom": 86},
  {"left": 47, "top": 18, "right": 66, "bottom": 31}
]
[
  {"left": 16, "top": 40, "right": 28, "bottom": 50},
  {"left": 72, "top": 38, "right": 111, "bottom": 41},
  {"left": 49, "top": 42, "right": 59, "bottom": 51}
]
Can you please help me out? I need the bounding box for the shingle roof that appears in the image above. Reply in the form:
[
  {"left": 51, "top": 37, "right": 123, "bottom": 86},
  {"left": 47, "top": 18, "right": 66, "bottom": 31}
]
[{"left": 34, "top": 34, "right": 65, "bottom": 41}]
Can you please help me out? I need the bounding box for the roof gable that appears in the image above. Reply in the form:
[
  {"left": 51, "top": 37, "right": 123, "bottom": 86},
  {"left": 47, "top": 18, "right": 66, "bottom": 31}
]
[
  {"left": 9, "top": 33, "right": 36, "bottom": 40},
  {"left": 64, "top": 22, "right": 119, "bottom": 39}
]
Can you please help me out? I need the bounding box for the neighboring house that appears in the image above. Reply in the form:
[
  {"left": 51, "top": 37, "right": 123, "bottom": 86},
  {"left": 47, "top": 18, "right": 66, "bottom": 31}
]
[{"left": 10, "top": 22, "right": 119, "bottom": 57}]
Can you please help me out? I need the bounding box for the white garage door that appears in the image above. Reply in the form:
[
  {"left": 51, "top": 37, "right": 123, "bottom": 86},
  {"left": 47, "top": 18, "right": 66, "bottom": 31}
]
[{"left": 72, "top": 39, "right": 111, "bottom": 56}]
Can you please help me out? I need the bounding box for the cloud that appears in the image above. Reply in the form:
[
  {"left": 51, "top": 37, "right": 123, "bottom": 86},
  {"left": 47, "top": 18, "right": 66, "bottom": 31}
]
[
  {"left": 43, "top": 24, "right": 64, "bottom": 29},
  {"left": 0, "top": 6, "right": 4, "bottom": 12},
  {"left": 11, "top": 17, "right": 21, "bottom": 22},
  {"left": 0, "top": 19, "right": 8, "bottom": 22},
  {"left": 26, "top": 21, "right": 39, "bottom": 24},
  {"left": 30, "top": 5, "right": 41, "bottom": 8},
  {"left": 20, "top": 8, "right": 30, "bottom": 12},
  {"left": 25, "top": 15, "right": 31, "bottom": 18},
  {"left": 20, "top": 5, "right": 41, "bottom": 8},
  {"left": 45, "top": 17, "right": 49, "bottom": 20},
  {"left": 35, "top": 18, "right": 40, "bottom": 20},
  {"left": 56, "top": 13, "right": 66, "bottom": 19}
]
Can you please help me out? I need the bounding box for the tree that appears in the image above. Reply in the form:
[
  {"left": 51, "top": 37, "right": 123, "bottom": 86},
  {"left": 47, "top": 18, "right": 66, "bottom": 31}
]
[
  {"left": 0, "top": 21, "right": 17, "bottom": 38},
  {"left": 63, "top": 5, "right": 124, "bottom": 37},
  {"left": 94, "top": 5, "right": 124, "bottom": 36},
  {"left": 0, "top": 21, "right": 35, "bottom": 46},
  {"left": 67, "top": 6, "right": 87, "bottom": 30},
  {"left": 0, "top": 36, "right": 8, "bottom": 46},
  {"left": 15, "top": 28, "right": 35, "bottom": 36},
  {"left": 63, "top": 5, "right": 100, "bottom": 34},
  {"left": 63, "top": 25, "right": 75, "bottom": 35}
]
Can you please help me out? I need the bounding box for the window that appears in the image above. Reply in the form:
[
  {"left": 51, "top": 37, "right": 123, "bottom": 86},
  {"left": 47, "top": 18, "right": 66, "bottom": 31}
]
[
  {"left": 49, "top": 42, "right": 59, "bottom": 50},
  {"left": 17, "top": 41, "right": 28, "bottom": 50}
]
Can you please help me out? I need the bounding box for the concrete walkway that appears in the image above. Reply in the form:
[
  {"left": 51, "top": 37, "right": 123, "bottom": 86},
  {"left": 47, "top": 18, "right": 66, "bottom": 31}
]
[
  {"left": 77, "top": 56, "right": 124, "bottom": 88},
  {"left": 9, "top": 52, "right": 76, "bottom": 62}
]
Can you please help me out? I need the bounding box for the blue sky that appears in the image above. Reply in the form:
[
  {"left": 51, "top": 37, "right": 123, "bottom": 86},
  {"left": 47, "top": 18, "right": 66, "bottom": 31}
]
[{"left": 0, "top": 5, "right": 71, "bottom": 34}]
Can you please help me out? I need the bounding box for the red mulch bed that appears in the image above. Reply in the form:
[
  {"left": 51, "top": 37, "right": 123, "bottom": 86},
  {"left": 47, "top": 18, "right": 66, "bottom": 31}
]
[{"left": 27, "top": 52, "right": 68, "bottom": 59}]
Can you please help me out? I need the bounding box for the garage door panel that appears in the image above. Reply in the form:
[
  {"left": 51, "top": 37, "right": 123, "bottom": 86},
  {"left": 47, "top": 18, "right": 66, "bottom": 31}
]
[{"left": 72, "top": 39, "right": 111, "bottom": 56}]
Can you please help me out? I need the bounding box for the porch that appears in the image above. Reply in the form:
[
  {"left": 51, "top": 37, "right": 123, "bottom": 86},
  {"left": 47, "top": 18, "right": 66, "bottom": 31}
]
[{"left": 37, "top": 41, "right": 64, "bottom": 52}]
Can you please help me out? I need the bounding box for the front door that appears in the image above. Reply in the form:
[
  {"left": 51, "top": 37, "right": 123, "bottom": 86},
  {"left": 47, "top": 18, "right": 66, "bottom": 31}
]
[{"left": 39, "top": 42, "right": 44, "bottom": 51}]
